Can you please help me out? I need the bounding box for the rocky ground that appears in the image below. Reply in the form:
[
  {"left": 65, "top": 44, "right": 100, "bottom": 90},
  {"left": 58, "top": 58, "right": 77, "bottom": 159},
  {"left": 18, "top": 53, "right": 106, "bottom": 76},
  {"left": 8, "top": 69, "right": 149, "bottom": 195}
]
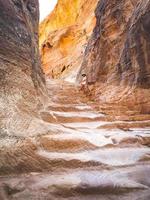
[
  {"left": 0, "top": 0, "right": 150, "bottom": 199},
  {"left": 0, "top": 79, "right": 150, "bottom": 200}
]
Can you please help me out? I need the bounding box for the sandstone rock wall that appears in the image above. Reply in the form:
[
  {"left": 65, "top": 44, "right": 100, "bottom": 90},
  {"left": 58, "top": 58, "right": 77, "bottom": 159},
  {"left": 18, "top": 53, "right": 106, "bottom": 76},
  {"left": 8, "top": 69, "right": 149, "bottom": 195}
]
[
  {"left": 78, "top": 0, "right": 150, "bottom": 114},
  {"left": 0, "top": 0, "right": 45, "bottom": 138},
  {"left": 39, "top": 0, "right": 98, "bottom": 81}
]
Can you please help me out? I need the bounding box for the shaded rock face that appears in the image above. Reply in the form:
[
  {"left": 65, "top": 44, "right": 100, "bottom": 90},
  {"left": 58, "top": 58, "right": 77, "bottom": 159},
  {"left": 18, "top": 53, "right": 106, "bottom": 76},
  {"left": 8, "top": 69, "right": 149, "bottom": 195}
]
[
  {"left": 78, "top": 0, "right": 150, "bottom": 113},
  {"left": 0, "top": 0, "right": 45, "bottom": 137},
  {"left": 39, "top": 0, "right": 98, "bottom": 81},
  {"left": 0, "top": 1, "right": 150, "bottom": 199}
]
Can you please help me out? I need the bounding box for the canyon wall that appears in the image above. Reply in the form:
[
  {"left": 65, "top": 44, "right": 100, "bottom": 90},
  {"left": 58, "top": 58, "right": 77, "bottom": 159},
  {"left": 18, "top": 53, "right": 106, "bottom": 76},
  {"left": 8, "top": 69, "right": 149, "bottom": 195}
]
[
  {"left": 0, "top": 0, "right": 45, "bottom": 139},
  {"left": 40, "top": 0, "right": 150, "bottom": 114},
  {"left": 39, "top": 0, "right": 98, "bottom": 81},
  {"left": 79, "top": 0, "right": 150, "bottom": 114}
]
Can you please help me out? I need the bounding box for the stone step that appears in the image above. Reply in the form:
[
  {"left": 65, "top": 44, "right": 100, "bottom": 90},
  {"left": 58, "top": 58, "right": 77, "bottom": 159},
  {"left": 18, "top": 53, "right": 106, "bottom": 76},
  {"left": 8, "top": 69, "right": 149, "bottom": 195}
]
[
  {"left": 1, "top": 165, "right": 149, "bottom": 199},
  {"left": 37, "top": 147, "right": 150, "bottom": 167},
  {"left": 40, "top": 111, "right": 106, "bottom": 124},
  {"left": 47, "top": 105, "right": 92, "bottom": 112}
]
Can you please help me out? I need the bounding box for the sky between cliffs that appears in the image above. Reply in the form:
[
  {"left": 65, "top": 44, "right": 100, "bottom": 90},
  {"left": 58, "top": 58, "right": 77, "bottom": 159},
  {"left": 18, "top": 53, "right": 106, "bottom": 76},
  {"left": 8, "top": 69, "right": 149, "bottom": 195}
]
[{"left": 39, "top": 0, "right": 57, "bottom": 21}]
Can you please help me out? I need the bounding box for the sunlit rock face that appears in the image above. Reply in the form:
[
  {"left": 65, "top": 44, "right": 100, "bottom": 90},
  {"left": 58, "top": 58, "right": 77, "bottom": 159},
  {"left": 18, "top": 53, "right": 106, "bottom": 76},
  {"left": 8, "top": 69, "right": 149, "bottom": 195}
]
[
  {"left": 0, "top": 1, "right": 150, "bottom": 198},
  {"left": 39, "top": 0, "right": 98, "bottom": 81},
  {"left": 0, "top": 0, "right": 45, "bottom": 138},
  {"left": 78, "top": 0, "right": 150, "bottom": 114}
]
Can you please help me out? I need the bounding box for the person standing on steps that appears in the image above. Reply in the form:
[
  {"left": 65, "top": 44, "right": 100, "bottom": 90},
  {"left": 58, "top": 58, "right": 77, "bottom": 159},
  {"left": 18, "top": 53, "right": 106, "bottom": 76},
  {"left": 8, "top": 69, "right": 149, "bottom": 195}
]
[{"left": 79, "top": 74, "right": 90, "bottom": 94}]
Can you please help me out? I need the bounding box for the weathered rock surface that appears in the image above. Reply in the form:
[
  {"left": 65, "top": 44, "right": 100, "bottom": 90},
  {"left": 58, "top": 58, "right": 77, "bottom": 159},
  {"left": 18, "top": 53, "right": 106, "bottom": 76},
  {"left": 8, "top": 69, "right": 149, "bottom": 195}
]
[
  {"left": 39, "top": 0, "right": 98, "bottom": 80},
  {"left": 0, "top": 0, "right": 45, "bottom": 139},
  {"left": 0, "top": 80, "right": 150, "bottom": 200},
  {"left": 78, "top": 0, "right": 150, "bottom": 114},
  {"left": 0, "top": 1, "right": 150, "bottom": 199}
]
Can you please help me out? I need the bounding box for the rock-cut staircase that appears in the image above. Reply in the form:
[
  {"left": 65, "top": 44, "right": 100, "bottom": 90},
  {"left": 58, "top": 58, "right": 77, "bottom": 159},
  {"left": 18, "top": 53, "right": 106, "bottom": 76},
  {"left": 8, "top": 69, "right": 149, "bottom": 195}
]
[{"left": 0, "top": 79, "right": 150, "bottom": 200}]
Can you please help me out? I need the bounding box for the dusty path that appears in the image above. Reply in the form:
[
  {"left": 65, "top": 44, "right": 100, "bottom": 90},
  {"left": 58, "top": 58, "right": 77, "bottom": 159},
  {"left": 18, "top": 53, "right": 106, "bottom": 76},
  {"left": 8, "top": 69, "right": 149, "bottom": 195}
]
[{"left": 0, "top": 80, "right": 150, "bottom": 200}]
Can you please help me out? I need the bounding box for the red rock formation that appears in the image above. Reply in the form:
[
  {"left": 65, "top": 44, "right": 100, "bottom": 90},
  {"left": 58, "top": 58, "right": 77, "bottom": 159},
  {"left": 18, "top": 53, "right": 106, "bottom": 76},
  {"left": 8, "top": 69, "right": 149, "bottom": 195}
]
[
  {"left": 0, "top": 2, "right": 150, "bottom": 199},
  {"left": 39, "top": 0, "right": 98, "bottom": 80},
  {"left": 78, "top": 0, "right": 150, "bottom": 115},
  {"left": 0, "top": 0, "right": 45, "bottom": 137}
]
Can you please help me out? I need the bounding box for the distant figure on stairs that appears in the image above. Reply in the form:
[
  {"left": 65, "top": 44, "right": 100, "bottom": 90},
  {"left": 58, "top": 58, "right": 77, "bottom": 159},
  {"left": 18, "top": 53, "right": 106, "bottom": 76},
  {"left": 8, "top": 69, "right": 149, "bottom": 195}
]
[{"left": 79, "top": 74, "right": 90, "bottom": 95}]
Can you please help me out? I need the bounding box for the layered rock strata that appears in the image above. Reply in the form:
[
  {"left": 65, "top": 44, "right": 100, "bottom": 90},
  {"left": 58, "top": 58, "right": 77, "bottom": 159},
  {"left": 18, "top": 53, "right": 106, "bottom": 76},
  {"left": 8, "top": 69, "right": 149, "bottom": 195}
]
[
  {"left": 0, "top": 0, "right": 45, "bottom": 139},
  {"left": 78, "top": 0, "right": 150, "bottom": 114}
]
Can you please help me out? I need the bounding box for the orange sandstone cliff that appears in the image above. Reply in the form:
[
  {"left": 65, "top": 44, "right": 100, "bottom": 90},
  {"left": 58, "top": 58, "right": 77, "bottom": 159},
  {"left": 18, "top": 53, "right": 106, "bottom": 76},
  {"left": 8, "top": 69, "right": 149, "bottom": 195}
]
[
  {"left": 39, "top": 0, "right": 98, "bottom": 81},
  {"left": 0, "top": 1, "right": 150, "bottom": 199},
  {"left": 40, "top": 0, "right": 150, "bottom": 116}
]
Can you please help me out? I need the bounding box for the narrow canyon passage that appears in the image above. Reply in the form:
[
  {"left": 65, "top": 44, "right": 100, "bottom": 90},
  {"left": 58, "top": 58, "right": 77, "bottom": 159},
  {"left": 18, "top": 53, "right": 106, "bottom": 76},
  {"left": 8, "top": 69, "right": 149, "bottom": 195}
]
[
  {"left": 0, "top": 0, "right": 150, "bottom": 199},
  {"left": 0, "top": 79, "right": 150, "bottom": 200}
]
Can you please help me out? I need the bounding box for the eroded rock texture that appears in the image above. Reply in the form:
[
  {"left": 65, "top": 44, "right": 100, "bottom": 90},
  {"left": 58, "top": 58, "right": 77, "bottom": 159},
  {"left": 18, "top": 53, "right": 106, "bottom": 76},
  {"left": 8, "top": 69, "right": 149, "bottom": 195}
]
[
  {"left": 0, "top": 1, "right": 150, "bottom": 199},
  {"left": 0, "top": 0, "right": 45, "bottom": 139},
  {"left": 79, "top": 0, "right": 150, "bottom": 114},
  {"left": 39, "top": 0, "right": 98, "bottom": 81}
]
